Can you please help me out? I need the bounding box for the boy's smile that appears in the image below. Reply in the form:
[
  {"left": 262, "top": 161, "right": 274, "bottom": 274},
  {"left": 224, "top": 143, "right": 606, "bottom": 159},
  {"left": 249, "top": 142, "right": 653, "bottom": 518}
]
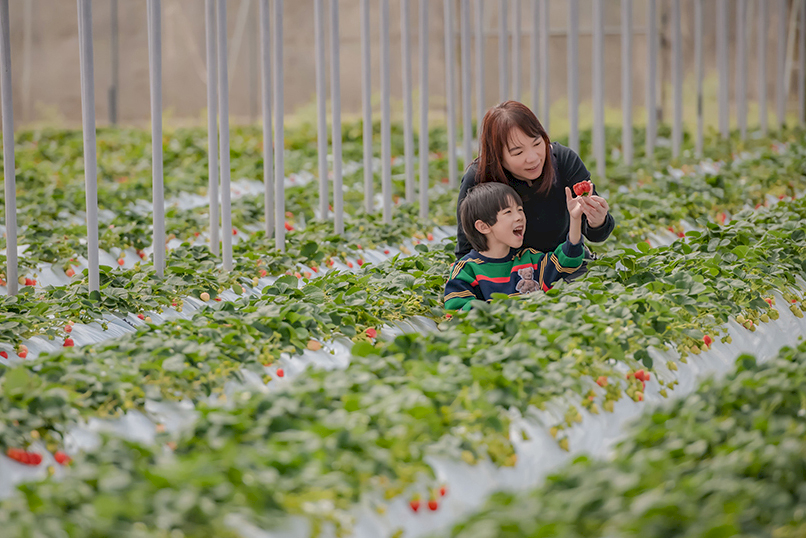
[{"left": 478, "top": 198, "right": 526, "bottom": 257}]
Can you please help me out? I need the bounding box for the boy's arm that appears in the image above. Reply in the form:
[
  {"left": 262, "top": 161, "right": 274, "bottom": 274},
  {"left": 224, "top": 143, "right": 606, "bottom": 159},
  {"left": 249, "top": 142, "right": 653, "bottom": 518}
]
[
  {"left": 444, "top": 265, "right": 481, "bottom": 311},
  {"left": 532, "top": 238, "right": 585, "bottom": 289}
]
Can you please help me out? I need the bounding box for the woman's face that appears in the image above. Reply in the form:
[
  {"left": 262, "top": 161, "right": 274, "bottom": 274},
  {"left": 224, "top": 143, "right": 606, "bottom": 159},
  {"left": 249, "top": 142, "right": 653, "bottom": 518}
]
[{"left": 501, "top": 128, "right": 546, "bottom": 182}]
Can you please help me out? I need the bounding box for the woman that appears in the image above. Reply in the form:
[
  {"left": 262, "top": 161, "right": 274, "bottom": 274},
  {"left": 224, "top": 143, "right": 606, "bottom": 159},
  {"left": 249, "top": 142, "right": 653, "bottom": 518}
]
[{"left": 455, "top": 101, "right": 614, "bottom": 278}]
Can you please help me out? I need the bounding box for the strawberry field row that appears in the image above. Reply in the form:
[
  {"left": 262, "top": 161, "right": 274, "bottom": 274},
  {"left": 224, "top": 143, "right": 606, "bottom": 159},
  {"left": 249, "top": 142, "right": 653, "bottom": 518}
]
[
  {"left": 1, "top": 188, "right": 806, "bottom": 535},
  {"left": 3, "top": 129, "right": 806, "bottom": 352},
  {"left": 442, "top": 341, "right": 806, "bottom": 538}
]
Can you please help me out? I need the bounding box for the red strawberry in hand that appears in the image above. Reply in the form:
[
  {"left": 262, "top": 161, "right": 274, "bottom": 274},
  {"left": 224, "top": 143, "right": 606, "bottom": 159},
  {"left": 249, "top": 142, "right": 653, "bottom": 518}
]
[{"left": 572, "top": 180, "right": 593, "bottom": 197}]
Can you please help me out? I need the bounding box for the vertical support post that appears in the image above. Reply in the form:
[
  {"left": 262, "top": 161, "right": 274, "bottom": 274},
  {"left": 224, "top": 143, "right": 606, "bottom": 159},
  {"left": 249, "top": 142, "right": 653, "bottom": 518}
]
[
  {"left": 419, "top": 0, "right": 429, "bottom": 220},
  {"left": 147, "top": 0, "right": 165, "bottom": 278},
  {"left": 77, "top": 0, "right": 100, "bottom": 292},
  {"left": 460, "top": 0, "right": 472, "bottom": 169},
  {"left": 512, "top": 0, "right": 521, "bottom": 102},
  {"left": 205, "top": 0, "right": 219, "bottom": 255},
  {"left": 329, "top": 0, "right": 343, "bottom": 234},
  {"left": 777, "top": 0, "right": 787, "bottom": 128},
  {"left": 0, "top": 0, "right": 18, "bottom": 295},
  {"left": 539, "top": 0, "right": 549, "bottom": 130},
  {"left": 621, "top": 0, "right": 633, "bottom": 165},
  {"left": 717, "top": 0, "right": 729, "bottom": 138},
  {"left": 695, "top": 0, "right": 704, "bottom": 156},
  {"left": 259, "top": 0, "right": 273, "bottom": 236},
  {"left": 530, "top": 0, "right": 539, "bottom": 113},
  {"left": 568, "top": 0, "right": 579, "bottom": 152},
  {"left": 444, "top": 0, "right": 457, "bottom": 188},
  {"left": 273, "top": 0, "right": 285, "bottom": 250},
  {"left": 672, "top": 0, "right": 682, "bottom": 157},
  {"left": 314, "top": 0, "right": 328, "bottom": 221},
  {"left": 759, "top": 0, "right": 768, "bottom": 134},
  {"left": 475, "top": 0, "right": 484, "bottom": 132},
  {"left": 216, "top": 0, "right": 232, "bottom": 269},
  {"left": 499, "top": 0, "right": 509, "bottom": 101},
  {"left": 737, "top": 0, "right": 747, "bottom": 139},
  {"left": 249, "top": 4, "right": 258, "bottom": 123},
  {"left": 402, "top": 0, "right": 416, "bottom": 201},
  {"left": 380, "top": 0, "right": 392, "bottom": 222},
  {"left": 592, "top": 0, "right": 604, "bottom": 178},
  {"left": 360, "top": 0, "right": 373, "bottom": 213},
  {"left": 799, "top": 0, "right": 805, "bottom": 124},
  {"left": 646, "top": 0, "right": 657, "bottom": 157},
  {"left": 109, "top": 0, "right": 118, "bottom": 125}
]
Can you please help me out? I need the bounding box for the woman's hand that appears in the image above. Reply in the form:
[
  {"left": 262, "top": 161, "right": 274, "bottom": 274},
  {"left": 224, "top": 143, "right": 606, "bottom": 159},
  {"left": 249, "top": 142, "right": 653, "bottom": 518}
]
[{"left": 579, "top": 195, "right": 610, "bottom": 228}]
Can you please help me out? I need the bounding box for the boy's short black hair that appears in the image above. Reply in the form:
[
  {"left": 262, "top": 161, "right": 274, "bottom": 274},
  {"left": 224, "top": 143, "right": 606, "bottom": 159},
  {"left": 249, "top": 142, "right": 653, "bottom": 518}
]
[{"left": 460, "top": 182, "right": 523, "bottom": 252}]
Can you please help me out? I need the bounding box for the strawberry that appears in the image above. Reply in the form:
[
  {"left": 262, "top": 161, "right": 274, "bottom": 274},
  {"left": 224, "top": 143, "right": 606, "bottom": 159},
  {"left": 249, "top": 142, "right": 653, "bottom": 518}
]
[
  {"left": 63, "top": 338, "right": 74, "bottom": 347},
  {"left": 214, "top": 297, "right": 222, "bottom": 302},
  {"left": 427, "top": 233, "right": 434, "bottom": 241},
  {"left": 765, "top": 298, "right": 773, "bottom": 306},
  {"left": 366, "top": 328, "right": 377, "bottom": 339},
  {"left": 193, "top": 231, "right": 201, "bottom": 237},
  {"left": 357, "top": 258, "right": 364, "bottom": 266},
  {"left": 634, "top": 391, "right": 644, "bottom": 402},
  {"left": 445, "top": 313, "right": 452, "bottom": 320},
  {"left": 572, "top": 180, "right": 593, "bottom": 197},
  {"left": 24, "top": 278, "right": 33, "bottom": 287},
  {"left": 703, "top": 335, "right": 713, "bottom": 347},
  {"left": 276, "top": 368, "right": 284, "bottom": 378},
  {"left": 311, "top": 266, "right": 319, "bottom": 273},
  {"left": 18, "top": 350, "right": 28, "bottom": 359},
  {"left": 439, "top": 485, "right": 447, "bottom": 497},
  {"left": 304, "top": 271, "right": 312, "bottom": 279},
  {"left": 635, "top": 369, "right": 645, "bottom": 382},
  {"left": 200, "top": 292, "right": 210, "bottom": 302},
  {"left": 356, "top": 244, "right": 363, "bottom": 250},
  {"left": 54, "top": 451, "right": 71, "bottom": 465},
  {"left": 259, "top": 269, "right": 268, "bottom": 278},
  {"left": 307, "top": 339, "right": 322, "bottom": 351},
  {"left": 596, "top": 376, "right": 608, "bottom": 387},
  {"left": 232, "top": 228, "right": 238, "bottom": 235},
  {"left": 347, "top": 261, "right": 354, "bottom": 268},
  {"left": 65, "top": 324, "right": 73, "bottom": 333},
  {"left": 137, "top": 313, "right": 145, "bottom": 320},
  {"left": 284, "top": 222, "right": 294, "bottom": 231},
  {"left": 384, "top": 249, "right": 390, "bottom": 255},
  {"left": 428, "top": 499, "right": 438, "bottom": 511},
  {"left": 294, "top": 272, "right": 302, "bottom": 279},
  {"left": 65, "top": 268, "right": 75, "bottom": 278},
  {"left": 117, "top": 258, "right": 125, "bottom": 266},
  {"left": 409, "top": 500, "right": 421, "bottom": 512},
  {"left": 677, "top": 231, "right": 685, "bottom": 238},
  {"left": 7, "top": 449, "right": 41, "bottom": 466},
  {"left": 0, "top": 351, "right": 7, "bottom": 359}
]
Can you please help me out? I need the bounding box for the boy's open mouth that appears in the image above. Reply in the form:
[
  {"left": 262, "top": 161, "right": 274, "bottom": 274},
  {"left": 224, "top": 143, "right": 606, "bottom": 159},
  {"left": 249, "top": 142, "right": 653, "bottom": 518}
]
[{"left": 513, "top": 224, "right": 524, "bottom": 239}]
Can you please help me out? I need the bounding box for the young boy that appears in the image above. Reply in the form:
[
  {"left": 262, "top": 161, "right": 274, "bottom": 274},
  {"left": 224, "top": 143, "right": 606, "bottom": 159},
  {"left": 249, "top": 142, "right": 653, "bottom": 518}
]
[{"left": 444, "top": 182, "right": 586, "bottom": 311}]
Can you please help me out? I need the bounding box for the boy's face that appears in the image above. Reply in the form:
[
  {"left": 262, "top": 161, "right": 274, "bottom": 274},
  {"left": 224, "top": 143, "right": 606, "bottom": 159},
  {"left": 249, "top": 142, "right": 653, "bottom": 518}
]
[{"left": 477, "top": 197, "right": 526, "bottom": 250}]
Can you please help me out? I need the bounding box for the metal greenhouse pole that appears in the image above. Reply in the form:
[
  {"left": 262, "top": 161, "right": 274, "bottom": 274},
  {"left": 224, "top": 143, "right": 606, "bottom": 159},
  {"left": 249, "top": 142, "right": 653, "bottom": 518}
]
[
  {"left": 499, "top": 0, "right": 509, "bottom": 101},
  {"left": 402, "top": 0, "right": 416, "bottom": 202},
  {"left": 758, "top": 0, "right": 768, "bottom": 134},
  {"left": 314, "top": 0, "right": 328, "bottom": 222},
  {"left": 568, "top": 0, "right": 579, "bottom": 152},
  {"left": 539, "top": 0, "right": 549, "bottom": 130},
  {"left": 419, "top": 0, "right": 429, "bottom": 220},
  {"left": 592, "top": 0, "right": 605, "bottom": 178},
  {"left": 330, "top": 0, "right": 344, "bottom": 235},
  {"left": 205, "top": 0, "right": 220, "bottom": 255},
  {"left": 259, "top": 0, "right": 274, "bottom": 237},
  {"left": 621, "top": 0, "right": 633, "bottom": 165},
  {"left": 0, "top": 0, "right": 18, "bottom": 295},
  {"left": 737, "top": 0, "right": 748, "bottom": 140},
  {"left": 380, "top": 0, "right": 392, "bottom": 223},
  {"left": 475, "top": 0, "right": 485, "bottom": 130},
  {"left": 672, "top": 0, "right": 682, "bottom": 157},
  {"left": 360, "top": 0, "right": 373, "bottom": 213},
  {"left": 216, "top": 0, "right": 232, "bottom": 270},
  {"left": 461, "top": 0, "right": 472, "bottom": 169},
  {"left": 646, "top": 0, "right": 657, "bottom": 156},
  {"left": 274, "top": 0, "right": 285, "bottom": 250},
  {"left": 77, "top": 0, "right": 100, "bottom": 293},
  {"left": 777, "top": 0, "right": 786, "bottom": 128},
  {"left": 695, "top": 0, "right": 704, "bottom": 156},
  {"left": 147, "top": 0, "right": 165, "bottom": 278},
  {"left": 717, "top": 0, "right": 729, "bottom": 138},
  {"left": 444, "top": 0, "right": 457, "bottom": 188},
  {"left": 799, "top": 0, "right": 805, "bottom": 124},
  {"left": 512, "top": 0, "right": 521, "bottom": 102}
]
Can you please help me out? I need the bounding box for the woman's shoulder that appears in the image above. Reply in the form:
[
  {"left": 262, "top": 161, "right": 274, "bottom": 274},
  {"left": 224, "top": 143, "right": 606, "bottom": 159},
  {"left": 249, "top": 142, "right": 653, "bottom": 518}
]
[
  {"left": 460, "top": 162, "right": 480, "bottom": 188},
  {"left": 550, "top": 141, "right": 581, "bottom": 164},
  {"left": 550, "top": 142, "right": 589, "bottom": 183}
]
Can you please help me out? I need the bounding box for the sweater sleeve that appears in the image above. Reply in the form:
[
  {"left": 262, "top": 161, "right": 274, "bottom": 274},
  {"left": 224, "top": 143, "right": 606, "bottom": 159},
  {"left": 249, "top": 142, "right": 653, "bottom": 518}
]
[
  {"left": 534, "top": 238, "right": 585, "bottom": 290},
  {"left": 556, "top": 144, "right": 616, "bottom": 244},
  {"left": 444, "top": 262, "right": 481, "bottom": 311},
  {"left": 454, "top": 167, "right": 477, "bottom": 260}
]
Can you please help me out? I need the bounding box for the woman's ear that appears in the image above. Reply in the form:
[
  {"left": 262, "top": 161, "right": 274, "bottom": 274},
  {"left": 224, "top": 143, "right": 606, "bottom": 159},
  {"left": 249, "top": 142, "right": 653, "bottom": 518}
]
[{"left": 474, "top": 220, "right": 492, "bottom": 235}]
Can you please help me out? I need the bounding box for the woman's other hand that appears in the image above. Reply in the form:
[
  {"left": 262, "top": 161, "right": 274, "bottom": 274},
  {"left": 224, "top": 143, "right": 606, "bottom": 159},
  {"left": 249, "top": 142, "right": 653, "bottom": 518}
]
[{"left": 579, "top": 195, "right": 609, "bottom": 227}]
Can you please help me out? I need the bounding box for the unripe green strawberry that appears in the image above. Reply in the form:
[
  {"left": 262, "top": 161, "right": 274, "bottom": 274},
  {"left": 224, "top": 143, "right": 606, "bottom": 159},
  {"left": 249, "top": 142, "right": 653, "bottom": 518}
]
[
  {"left": 736, "top": 314, "right": 746, "bottom": 324},
  {"left": 791, "top": 305, "right": 804, "bottom": 318},
  {"left": 667, "top": 361, "right": 678, "bottom": 371},
  {"left": 769, "top": 309, "right": 780, "bottom": 320},
  {"left": 760, "top": 314, "right": 770, "bottom": 323}
]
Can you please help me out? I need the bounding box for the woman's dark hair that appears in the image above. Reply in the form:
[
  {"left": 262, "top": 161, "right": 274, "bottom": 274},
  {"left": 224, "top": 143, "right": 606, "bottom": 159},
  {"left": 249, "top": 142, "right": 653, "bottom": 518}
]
[
  {"left": 475, "top": 100, "right": 555, "bottom": 197},
  {"left": 460, "top": 182, "right": 523, "bottom": 253}
]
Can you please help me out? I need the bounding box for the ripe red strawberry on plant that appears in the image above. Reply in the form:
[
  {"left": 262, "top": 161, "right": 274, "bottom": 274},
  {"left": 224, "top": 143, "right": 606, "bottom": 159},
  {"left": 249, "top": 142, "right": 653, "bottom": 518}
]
[
  {"left": 366, "top": 327, "right": 377, "bottom": 339},
  {"left": 409, "top": 499, "right": 421, "bottom": 512},
  {"left": 6, "top": 448, "right": 42, "bottom": 466},
  {"left": 572, "top": 180, "right": 593, "bottom": 197},
  {"left": 54, "top": 451, "right": 71, "bottom": 465}
]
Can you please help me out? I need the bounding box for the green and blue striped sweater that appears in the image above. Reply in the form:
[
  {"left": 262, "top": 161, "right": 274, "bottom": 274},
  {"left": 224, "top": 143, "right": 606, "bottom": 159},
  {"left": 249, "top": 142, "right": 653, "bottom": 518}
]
[{"left": 443, "top": 240, "right": 584, "bottom": 311}]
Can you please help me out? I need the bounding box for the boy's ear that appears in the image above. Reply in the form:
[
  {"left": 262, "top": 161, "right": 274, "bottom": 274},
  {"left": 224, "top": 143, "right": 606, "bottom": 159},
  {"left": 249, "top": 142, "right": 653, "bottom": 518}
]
[{"left": 474, "top": 219, "right": 492, "bottom": 235}]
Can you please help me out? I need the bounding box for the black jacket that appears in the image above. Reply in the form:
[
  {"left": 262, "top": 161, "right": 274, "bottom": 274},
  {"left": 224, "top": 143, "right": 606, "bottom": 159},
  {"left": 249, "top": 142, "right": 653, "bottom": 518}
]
[{"left": 455, "top": 142, "right": 615, "bottom": 260}]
